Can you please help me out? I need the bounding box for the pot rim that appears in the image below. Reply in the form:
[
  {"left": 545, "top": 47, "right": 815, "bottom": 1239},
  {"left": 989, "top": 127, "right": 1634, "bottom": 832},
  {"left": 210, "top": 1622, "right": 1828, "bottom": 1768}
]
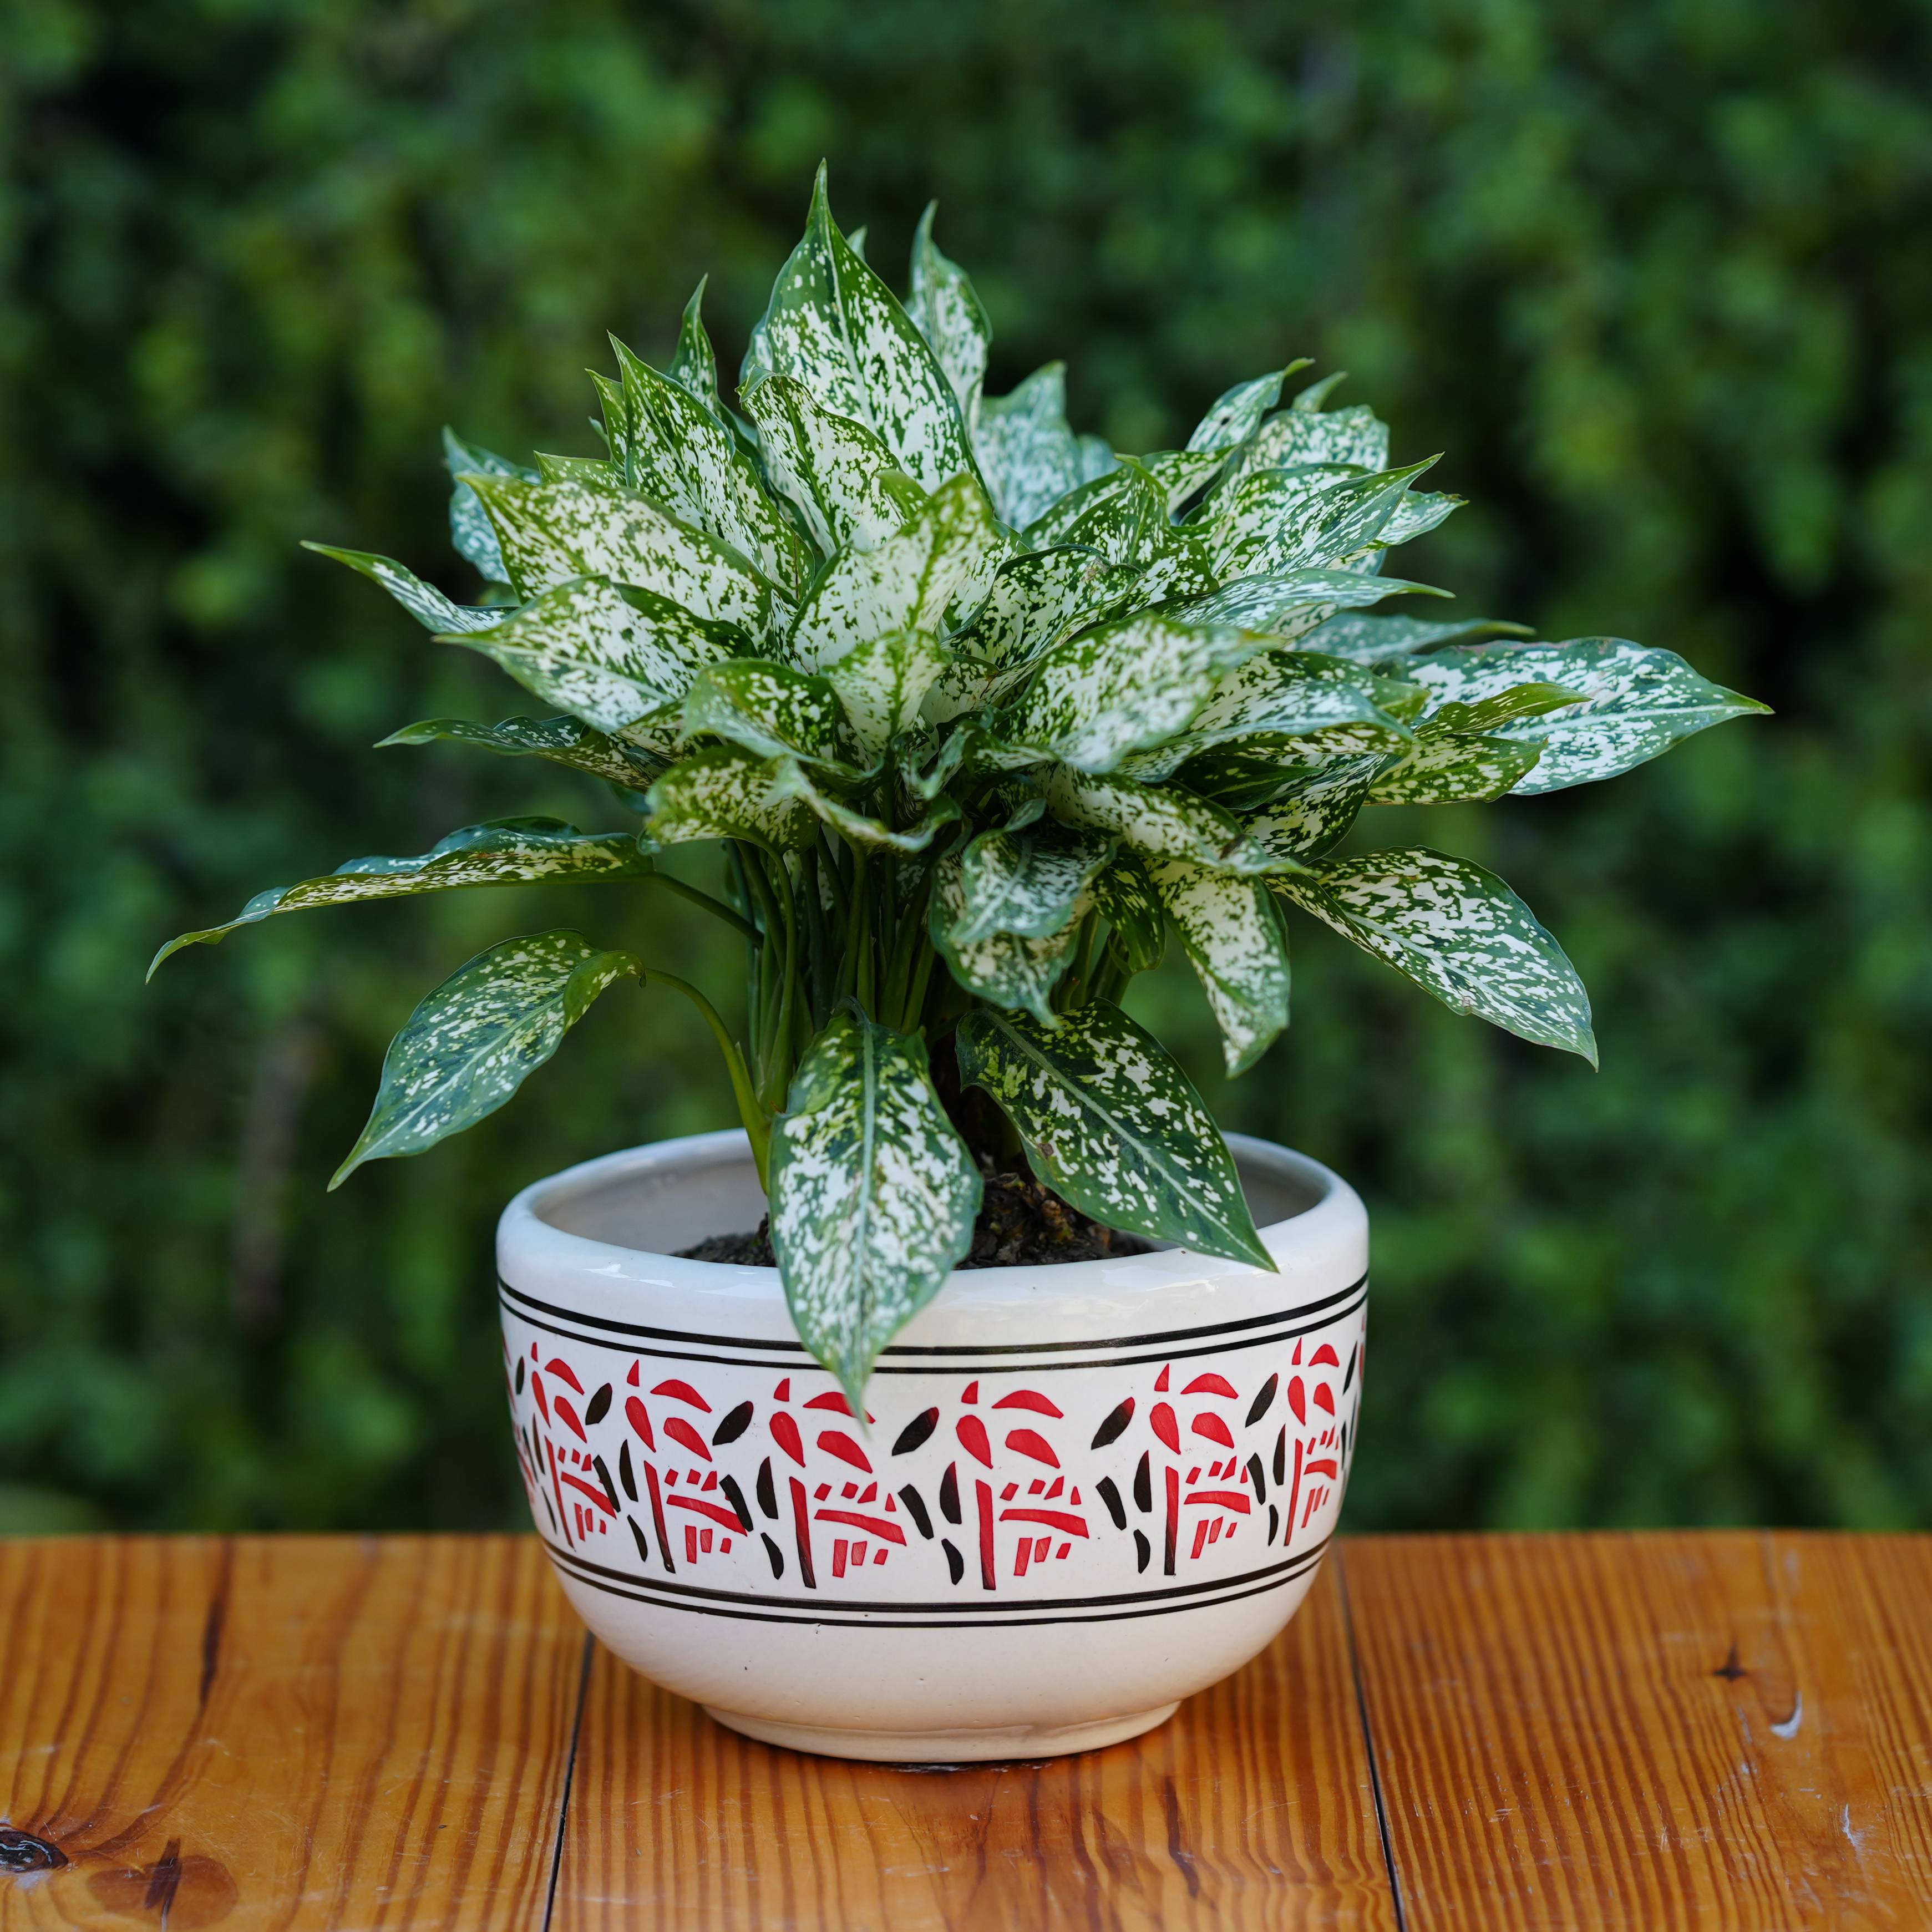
[{"left": 500, "top": 1127, "right": 1363, "bottom": 1303}]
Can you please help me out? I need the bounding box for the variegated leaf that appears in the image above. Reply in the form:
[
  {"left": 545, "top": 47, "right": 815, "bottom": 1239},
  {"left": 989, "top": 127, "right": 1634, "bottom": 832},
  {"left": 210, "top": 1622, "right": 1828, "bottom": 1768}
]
[
  {"left": 332, "top": 930, "right": 641, "bottom": 1188},
  {"left": 930, "top": 853, "right": 1083, "bottom": 1023},
  {"left": 1024, "top": 460, "right": 1168, "bottom": 566},
  {"left": 907, "top": 204, "right": 991, "bottom": 419},
  {"left": 952, "top": 820, "right": 1114, "bottom": 943},
  {"left": 1149, "top": 859, "right": 1294, "bottom": 1074},
  {"left": 1091, "top": 850, "right": 1166, "bottom": 971},
  {"left": 766, "top": 759, "right": 959, "bottom": 853},
  {"left": 377, "top": 715, "right": 664, "bottom": 789},
  {"left": 822, "top": 625, "right": 950, "bottom": 756},
  {"left": 149, "top": 819, "right": 650, "bottom": 975},
  {"left": 746, "top": 166, "right": 978, "bottom": 494},
  {"left": 534, "top": 452, "right": 620, "bottom": 488},
  {"left": 741, "top": 373, "right": 925, "bottom": 557},
  {"left": 607, "top": 337, "right": 812, "bottom": 593},
  {"left": 666, "top": 278, "right": 723, "bottom": 417},
  {"left": 1272, "top": 848, "right": 1595, "bottom": 1062},
  {"left": 682, "top": 659, "right": 847, "bottom": 768},
  {"left": 1397, "top": 638, "right": 1771, "bottom": 794},
  {"left": 1181, "top": 730, "right": 1417, "bottom": 812},
  {"left": 463, "top": 474, "right": 784, "bottom": 638},
  {"left": 1007, "top": 613, "right": 1266, "bottom": 774},
  {"left": 1117, "top": 650, "right": 1414, "bottom": 781},
  {"left": 1076, "top": 434, "right": 1119, "bottom": 484},
  {"left": 955, "top": 1001, "right": 1272, "bottom": 1269},
  {"left": 304, "top": 543, "right": 503, "bottom": 635},
  {"left": 1044, "top": 766, "right": 1282, "bottom": 875},
  {"left": 1241, "top": 760, "right": 1378, "bottom": 863},
  {"left": 972, "top": 362, "right": 1088, "bottom": 528},
  {"left": 1211, "top": 459, "right": 1439, "bottom": 580},
  {"left": 1366, "top": 732, "right": 1546, "bottom": 804},
  {"left": 789, "top": 475, "right": 1007, "bottom": 671},
  {"left": 954, "top": 546, "right": 1142, "bottom": 671},
  {"left": 643, "top": 746, "right": 817, "bottom": 851},
  {"left": 1186, "top": 368, "right": 1294, "bottom": 454},
  {"left": 1376, "top": 489, "right": 1462, "bottom": 549},
  {"left": 1299, "top": 610, "right": 1532, "bottom": 663},
  {"left": 443, "top": 432, "right": 535, "bottom": 585},
  {"left": 1164, "top": 569, "right": 1447, "bottom": 638},
  {"left": 1209, "top": 400, "right": 1391, "bottom": 505},
  {"left": 448, "top": 576, "right": 746, "bottom": 751},
  {"left": 770, "top": 1008, "right": 980, "bottom": 1402},
  {"left": 1143, "top": 449, "right": 1228, "bottom": 514}
]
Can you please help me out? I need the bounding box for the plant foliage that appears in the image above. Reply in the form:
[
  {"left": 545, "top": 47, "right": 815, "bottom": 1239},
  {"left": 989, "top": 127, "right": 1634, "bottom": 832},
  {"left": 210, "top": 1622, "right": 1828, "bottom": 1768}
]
[{"left": 153, "top": 167, "right": 1765, "bottom": 1402}]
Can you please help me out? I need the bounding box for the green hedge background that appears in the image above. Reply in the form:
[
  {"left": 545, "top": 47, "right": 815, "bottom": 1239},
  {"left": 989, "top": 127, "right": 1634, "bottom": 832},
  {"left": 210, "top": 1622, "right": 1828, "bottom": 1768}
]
[{"left": 6, "top": 0, "right": 1929, "bottom": 1535}]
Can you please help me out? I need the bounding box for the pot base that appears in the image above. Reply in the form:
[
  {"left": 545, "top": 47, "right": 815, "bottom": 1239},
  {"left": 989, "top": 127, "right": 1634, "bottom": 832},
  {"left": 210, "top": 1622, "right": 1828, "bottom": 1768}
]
[{"left": 701, "top": 1701, "right": 1182, "bottom": 1764}]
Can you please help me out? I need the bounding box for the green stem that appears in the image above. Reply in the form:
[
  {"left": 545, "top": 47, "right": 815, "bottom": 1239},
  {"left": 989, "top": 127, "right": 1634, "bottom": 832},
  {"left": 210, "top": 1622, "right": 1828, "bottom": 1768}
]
[
  {"left": 646, "top": 868, "right": 759, "bottom": 943},
  {"left": 641, "top": 970, "right": 771, "bottom": 1189}
]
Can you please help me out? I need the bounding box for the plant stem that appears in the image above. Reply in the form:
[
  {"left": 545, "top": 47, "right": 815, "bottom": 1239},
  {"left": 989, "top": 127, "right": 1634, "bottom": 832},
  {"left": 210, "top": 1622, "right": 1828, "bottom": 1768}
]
[
  {"left": 641, "top": 970, "right": 771, "bottom": 1188},
  {"left": 646, "top": 868, "right": 759, "bottom": 943}
]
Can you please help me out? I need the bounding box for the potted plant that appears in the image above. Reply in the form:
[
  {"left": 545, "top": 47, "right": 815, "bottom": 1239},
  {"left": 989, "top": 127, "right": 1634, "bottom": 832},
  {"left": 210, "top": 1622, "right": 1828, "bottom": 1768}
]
[{"left": 153, "top": 168, "right": 1766, "bottom": 1762}]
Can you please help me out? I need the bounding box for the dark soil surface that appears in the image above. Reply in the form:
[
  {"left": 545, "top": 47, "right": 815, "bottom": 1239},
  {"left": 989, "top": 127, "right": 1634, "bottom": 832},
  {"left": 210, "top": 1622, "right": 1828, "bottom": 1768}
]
[{"left": 674, "top": 1168, "right": 1152, "bottom": 1270}]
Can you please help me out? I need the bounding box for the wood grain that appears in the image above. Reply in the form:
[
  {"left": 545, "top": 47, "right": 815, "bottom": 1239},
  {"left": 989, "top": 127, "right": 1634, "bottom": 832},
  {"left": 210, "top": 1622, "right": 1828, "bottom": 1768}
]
[
  {"left": 551, "top": 1559, "right": 1397, "bottom": 1932},
  {"left": 1343, "top": 1531, "right": 1932, "bottom": 1930},
  {"left": 0, "top": 1536, "right": 585, "bottom": 1931}
]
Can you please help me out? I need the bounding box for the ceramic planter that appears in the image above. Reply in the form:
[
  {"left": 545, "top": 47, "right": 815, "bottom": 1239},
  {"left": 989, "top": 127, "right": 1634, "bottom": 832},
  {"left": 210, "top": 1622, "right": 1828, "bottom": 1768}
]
[{"left": 498, "top": 1128, "right": 1367, "bottom": 1763}]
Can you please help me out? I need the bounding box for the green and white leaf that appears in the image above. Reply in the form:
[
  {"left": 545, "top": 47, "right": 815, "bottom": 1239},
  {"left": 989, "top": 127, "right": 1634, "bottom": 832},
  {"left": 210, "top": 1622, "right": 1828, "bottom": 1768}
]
[
  {"left": 1218, "top": 399, "right": 1389, "bottom": 498},
  {"left": 822, "top": 625, "right": 950, "bottom": 756},
  {"left": 1024, "top": 461, "right": 1167, "bottom": 566},
  {"left": 951, "top": 820, "right": 1114, "bottom": 943},
  {"left": 1376, "top": 489, "right": 1462, "bottom": 549},
  {"left": 741, "top": 373, "right": 925, "bottom": 556},
  {"left": 448, "top": 576, "right": 746, "bottom": 751},
  {"left": 643, "top": 746, "right": 817, "bottom": 851},
  {"left": 608, "top": 337, "right": 812, "bottom": 592},
  {"left": 1298, "top": 610, "right": 1532, "bottom": 663},
  {"left": 956, "top": 545, "right": 1142, "bottom": 670},
  {"left": 463, "top": 474, "right": 784, "bottom": 638},
  {"left": 1149, "top": 859, "right": 1293, "bottom": 1074},
  {"left": 1044, "top": 766, "right": 1282, "bottom": 875},
  {"left": 765, "top": 759, "right": 959, "bottom": 853},
  {"left": 788, "top": 475, "right": 1007, "bottom": 671},
  {"left": 930, "top": 853, "right": 1083, "bottom": 1023},
  {"left": 150, "top": 819, "right": 651, "bottom": 974},
  {"left": 1272, "top": 848, "right": 1596, "bottom": 1062},
  {"left": 769, "top": 1008, "right": 981, "bottom": 1402},
  {"left": 1241, "top": 760, "right": 1378, "bottom": 863},
  {"left": 1180, "top": 728, "right": 1420, "bottom": 813},
  {"left": 746, "top": 166, "right": 978, "bottom": 494},
  {"left": 972, "top": 362, "right": 1089, "bottom": 529},
  {"left": 1211, "top": 459, "right": 1438, "bottom": 580},
  {"left": 956, "top": 1001, "right": 1273, "bottom": 1269},
  {"left": 1366, "top": 732, "right": 1545, "bottom": 803},
  {"left": 1006, "top": 613, "right": 1266, "bottom": 774},
  {"left": 378, "top": 715, "right": 663, "bottom": 788},
  {"left": 304, "top": 543, "right": 504, "bottom": 635},
  {"left": 1186, "top": 368, "right": 1291, "bottom": 454},
  {"left": 1091, "top": 850, "right": 1166, "bottom": 971},
  {"left": 1117, "top": 649, "right": 1413, "bottom": 781},
  {"left": 907, "top": 204, "right": 991, "bottom": 419},
  {"left": 666, "top": 278, "right": 724, "bottom": 418},
  {"left": 331, "top": 930, "right": 640, "bottom": 1188},
  {"left": 1143, "top": 449, "right": 1229, "bottom": 514},
  {"left": 1398, "top": 638, "right": 1772, "bottom": 794},
  {"left": 1163, "top": 569, "right": 1446, "bottom": 640},
  {"left": 681, "top": 658, "right": 847, "bottom": 768},
  {"left": 443, "top": 431, "right": 536, "bottom": 585}
]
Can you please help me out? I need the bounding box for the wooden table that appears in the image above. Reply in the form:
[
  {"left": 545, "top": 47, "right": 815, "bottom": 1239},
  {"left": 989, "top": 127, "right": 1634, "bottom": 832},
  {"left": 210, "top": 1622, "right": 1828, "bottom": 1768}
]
[{"left": 2, "top": 1534, "right": 1928, "bottom": 1929}]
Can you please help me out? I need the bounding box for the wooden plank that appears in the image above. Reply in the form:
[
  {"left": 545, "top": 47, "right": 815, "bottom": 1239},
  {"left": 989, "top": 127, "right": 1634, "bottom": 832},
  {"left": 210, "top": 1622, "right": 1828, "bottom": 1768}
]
[
  {"left": 1343, "top": 1531, "right": 1932, "bottom": 1930},
  {"left": 553, "top": 1558, "right": 1397, "bottom": 1931},
  {"left": 0, "top": 1536, "right": 585, "bottom": 1931}
]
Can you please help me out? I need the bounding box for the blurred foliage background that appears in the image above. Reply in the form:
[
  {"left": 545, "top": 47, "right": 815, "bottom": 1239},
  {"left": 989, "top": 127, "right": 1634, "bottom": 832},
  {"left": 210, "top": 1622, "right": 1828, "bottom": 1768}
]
[{"left": 4, "top": 0, "right": 1929, "bottom": 1537}]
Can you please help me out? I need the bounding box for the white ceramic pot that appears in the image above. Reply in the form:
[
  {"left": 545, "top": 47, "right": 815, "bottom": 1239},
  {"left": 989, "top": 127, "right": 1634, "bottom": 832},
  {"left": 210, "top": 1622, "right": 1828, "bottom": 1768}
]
[{"left": 498, "top": 1128, "right": 1367, "bottom": 1763}]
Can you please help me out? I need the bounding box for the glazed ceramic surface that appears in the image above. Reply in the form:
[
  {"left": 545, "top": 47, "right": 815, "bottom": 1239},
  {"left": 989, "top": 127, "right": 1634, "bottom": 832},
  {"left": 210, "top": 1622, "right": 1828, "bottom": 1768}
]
[{"left": 498, "top": 1129, "right": 1367, "bottom": 1762}]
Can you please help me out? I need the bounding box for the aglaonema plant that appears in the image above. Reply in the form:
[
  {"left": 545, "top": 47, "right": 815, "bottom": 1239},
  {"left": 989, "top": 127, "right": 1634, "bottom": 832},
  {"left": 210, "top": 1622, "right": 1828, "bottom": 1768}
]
[{"left": 151, "top": 167, "right": 1768, "bottom": 1404}]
